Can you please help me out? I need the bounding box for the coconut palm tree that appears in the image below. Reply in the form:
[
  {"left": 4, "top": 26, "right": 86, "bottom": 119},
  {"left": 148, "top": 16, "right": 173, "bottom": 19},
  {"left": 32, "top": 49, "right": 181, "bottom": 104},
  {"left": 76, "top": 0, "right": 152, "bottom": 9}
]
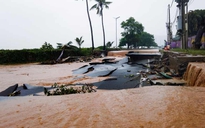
[
  {"left": 56, "top": 41, "right": 74, "bottom": 62},
  {"left": 106, "top": 41, "right": 114, "bottom": 48},
  {"left": 77, "top": 0, "right": 95, "bottom": 51},
  {"left": 75, "top": 36, "right": 84, "bottom": 48},
  {"left": 90, "top": 0, "right": 112, "bottom": 51}
]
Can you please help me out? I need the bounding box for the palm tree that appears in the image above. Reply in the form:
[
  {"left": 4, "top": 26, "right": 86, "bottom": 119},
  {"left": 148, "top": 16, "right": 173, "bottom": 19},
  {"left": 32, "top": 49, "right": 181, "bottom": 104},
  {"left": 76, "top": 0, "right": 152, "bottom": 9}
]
[
  {"left": 106, "top": 41, "right": 114, "bottom": 48},
  {"left": 75, "top": 36, "right": 84, "bottom": 48},
  {"left": 90, "top": 0, "right": 112, "bottom": 51},
  {"left": 77, "top": 0, "right": 95, "bottom": 51},
  {"left": 56, "top": 41, "right": 73, "bottom": 62}
]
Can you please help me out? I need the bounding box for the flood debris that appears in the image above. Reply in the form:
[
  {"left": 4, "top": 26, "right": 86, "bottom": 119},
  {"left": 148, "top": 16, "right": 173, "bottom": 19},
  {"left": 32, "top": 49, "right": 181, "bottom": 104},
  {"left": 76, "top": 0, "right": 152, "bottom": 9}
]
[
  {"left": 71, "top": 51, "right": 188, "bottom": 89},
  {"left": 9, "top": 90, "right": 21, "bottom": 96},
  {"left": 157, "top": 72, "right": 172, "bottom": 79},
  {"left": 0, "top": 83, "right": 97, "bottom": 97},
  {"left": 44, "top": 83, "right": 96, "bottom": 96}
]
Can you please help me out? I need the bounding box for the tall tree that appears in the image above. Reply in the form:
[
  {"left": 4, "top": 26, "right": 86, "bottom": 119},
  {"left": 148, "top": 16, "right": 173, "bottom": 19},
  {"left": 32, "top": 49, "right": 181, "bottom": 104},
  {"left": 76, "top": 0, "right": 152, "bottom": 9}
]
[
  {"left": 75, "top": 36, "right": 84, "bottom": 48},
  {"left": 120, "top": 17, "right": 144, "bottom": 49},
  {"left": 90, "top": 0, "right": 112, "bottom": 51},
  {"left": 77, "top": 0, "right": 95, "bottom": 51},
  {"left": 188, "top": 9, "right": 205, "bottom": 36},
  {"left": 138, "top": 32, "right": 158, "bottom": 48}
]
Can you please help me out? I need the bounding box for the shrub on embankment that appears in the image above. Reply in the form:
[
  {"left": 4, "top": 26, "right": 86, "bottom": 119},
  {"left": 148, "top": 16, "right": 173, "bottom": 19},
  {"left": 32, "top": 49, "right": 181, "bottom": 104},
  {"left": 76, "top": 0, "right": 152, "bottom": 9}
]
[{"left": 0, "top": 48, "right": 94, "bottom": 64}]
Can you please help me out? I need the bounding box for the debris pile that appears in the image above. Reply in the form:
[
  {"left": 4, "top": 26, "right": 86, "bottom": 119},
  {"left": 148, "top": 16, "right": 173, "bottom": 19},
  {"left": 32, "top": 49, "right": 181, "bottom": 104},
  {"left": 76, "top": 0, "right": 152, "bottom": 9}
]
[{"left": 44, "top": 83, "right": 96, "bottom": 96}]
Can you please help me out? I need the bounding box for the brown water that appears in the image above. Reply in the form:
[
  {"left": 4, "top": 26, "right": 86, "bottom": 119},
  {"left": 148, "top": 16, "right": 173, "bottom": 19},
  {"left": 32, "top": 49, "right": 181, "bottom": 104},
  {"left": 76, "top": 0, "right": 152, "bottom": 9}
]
[{"left": 1, "top": 86, "right": 205, "bottom": 127}]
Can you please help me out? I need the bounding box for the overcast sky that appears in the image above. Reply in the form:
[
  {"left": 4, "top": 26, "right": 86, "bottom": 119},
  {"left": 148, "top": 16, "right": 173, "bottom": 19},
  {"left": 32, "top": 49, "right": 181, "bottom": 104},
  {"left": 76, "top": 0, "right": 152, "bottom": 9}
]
[{"left": 0, "top": 0, "right": 204, "bottom": 49}]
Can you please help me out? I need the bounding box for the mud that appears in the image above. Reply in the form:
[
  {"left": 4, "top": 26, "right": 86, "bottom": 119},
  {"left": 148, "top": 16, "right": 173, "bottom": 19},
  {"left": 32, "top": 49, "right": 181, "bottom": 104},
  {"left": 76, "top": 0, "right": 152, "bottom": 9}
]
[
  {"left": 1, "top": 86, "right": 205, "bottom": 127},
  {"left": 184, "top": 62, "right": 205, "bottom": 86}
]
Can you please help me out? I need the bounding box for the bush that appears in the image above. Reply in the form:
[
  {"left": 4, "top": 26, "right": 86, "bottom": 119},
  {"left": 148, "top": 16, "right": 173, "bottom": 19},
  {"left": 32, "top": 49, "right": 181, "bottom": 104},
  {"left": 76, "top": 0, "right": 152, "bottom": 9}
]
[{"left": 0, "top": 48, "right": 92, "bottom": 64}]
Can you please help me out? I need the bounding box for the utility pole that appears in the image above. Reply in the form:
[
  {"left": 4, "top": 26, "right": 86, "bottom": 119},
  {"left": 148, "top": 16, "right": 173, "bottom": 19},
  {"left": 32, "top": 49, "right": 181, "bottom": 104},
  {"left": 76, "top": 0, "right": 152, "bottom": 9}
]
[
  {"left": 182, "top": 1, "right": 186, "bottom": 49},
  {"left": 185, "top": 3, "right": 189, "bottom": 49},
  {"left": 166, "top": 4, "right": 172, "bottom": 46},
  {"left": 175, "top": 0, "right": 189, "bottom": 49},
  {"left": 114, "top": 16, "right": 120, "bottom": 48},
  {"left": 168, "top": 4, "right": 172, "bottom": 45}
]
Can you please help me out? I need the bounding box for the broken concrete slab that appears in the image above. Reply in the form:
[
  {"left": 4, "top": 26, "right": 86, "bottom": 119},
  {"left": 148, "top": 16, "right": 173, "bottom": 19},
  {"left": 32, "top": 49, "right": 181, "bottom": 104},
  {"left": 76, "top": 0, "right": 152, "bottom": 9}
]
[
  {"left": 0, "top": 84, "right": 18, "bottom": 96},
  {"left": 86, "top": 65, "right": 117, "bottom": 77}
]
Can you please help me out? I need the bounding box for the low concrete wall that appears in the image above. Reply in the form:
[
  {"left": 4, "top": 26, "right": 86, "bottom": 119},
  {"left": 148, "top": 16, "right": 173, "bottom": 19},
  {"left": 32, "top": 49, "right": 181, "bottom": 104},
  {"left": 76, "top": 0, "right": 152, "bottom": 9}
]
[
  {"left": 108, "top": 49, "right": 159, "bottom": 56},
  {"left": 166, "top": 51, "right": 205, "bottom": 76},
  {"left": 183, "top": 63, "right": 205, "bottom": 86}
]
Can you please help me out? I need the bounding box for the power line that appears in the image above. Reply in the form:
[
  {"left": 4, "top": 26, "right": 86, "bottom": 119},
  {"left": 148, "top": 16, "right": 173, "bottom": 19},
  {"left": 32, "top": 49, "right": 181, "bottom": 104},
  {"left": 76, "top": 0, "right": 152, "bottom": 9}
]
[
  {"left": 189, "top": 0, "right": 194, "bottom": 6},
  {"left": 170, "top": 0, "right": 174, "bottom": 8},
  {"left": 172, "top": 8, "right": 179, "bottom": 24}
]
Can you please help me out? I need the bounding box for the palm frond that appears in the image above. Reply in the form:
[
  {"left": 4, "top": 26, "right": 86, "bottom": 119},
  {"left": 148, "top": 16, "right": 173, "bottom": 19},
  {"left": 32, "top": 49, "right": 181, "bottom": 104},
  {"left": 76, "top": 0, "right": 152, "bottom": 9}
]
[
  {"left": 90, "top": 4, "right": 97, "bottom": 10},
  {"left": 105, "top": 1, "right": 112, "bottom": 5},
  {"left": 56, "top": 43, "right": 63, "bottom": 46}
]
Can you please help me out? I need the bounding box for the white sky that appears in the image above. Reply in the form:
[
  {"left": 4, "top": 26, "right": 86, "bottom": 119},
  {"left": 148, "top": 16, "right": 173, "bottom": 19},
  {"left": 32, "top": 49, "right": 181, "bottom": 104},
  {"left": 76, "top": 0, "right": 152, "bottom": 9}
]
[{"left": 0, "top": 0, "right": 204, "bottom": 49}]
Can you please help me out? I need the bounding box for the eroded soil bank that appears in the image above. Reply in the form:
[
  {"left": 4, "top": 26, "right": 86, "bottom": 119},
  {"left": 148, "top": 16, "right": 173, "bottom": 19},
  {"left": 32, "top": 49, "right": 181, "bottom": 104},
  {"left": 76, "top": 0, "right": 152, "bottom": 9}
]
[{"left": 184, "top": 62, "right": 205, "bottom": 86}]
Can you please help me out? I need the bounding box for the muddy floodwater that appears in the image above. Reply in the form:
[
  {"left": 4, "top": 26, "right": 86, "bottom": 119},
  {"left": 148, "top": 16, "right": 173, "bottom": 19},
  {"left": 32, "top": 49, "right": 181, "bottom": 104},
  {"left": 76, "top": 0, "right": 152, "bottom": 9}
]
[
  {"left": 0, "top": 56, "right": 205, "bottom": 127},
  {"left": 0, "top": 62, "right": 109, "bottom": 91},
  {"left": 1, "top": 85, "right": 205, "bottom": 127}
]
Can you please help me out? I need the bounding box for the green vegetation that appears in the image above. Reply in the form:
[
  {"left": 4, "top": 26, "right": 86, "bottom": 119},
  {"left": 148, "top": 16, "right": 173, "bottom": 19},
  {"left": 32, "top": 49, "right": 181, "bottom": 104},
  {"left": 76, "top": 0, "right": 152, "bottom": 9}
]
[
  {"left": 56, "top": 41, "right": 76, "bottom": 49},
  {"left": 138, "top": 32, "right": 158, "bottom": 48},
  {"left": 75, "top": 36, "right": 84, "bottom": 48},
  {"left": 90, "top": 0, "right": 112, "bottom": 51},
  {"left": 188, "top": 9, "right": 205, "bottom": 37},
  {"left": 40, "top": 42, "right": 54, "bottom": 50},
  {"left": 0, "top": 48, "right": 94, "bottom": 64},
  {"left": 119, "top": 17, "right": 157, "bottom": 49},
  {"left": 106, "top": 41, "right": 114, "bottom": 48},
  {"left": 171, "top": 48, "right": 205, "bottom": 55},
  {"left": 44, "top": 83, "right": 96, "bottom": 96}
]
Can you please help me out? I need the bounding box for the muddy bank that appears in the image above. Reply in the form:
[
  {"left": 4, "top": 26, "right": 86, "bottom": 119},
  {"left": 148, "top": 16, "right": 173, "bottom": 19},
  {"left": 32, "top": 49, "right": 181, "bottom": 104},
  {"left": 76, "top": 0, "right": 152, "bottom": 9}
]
[{"left": 184, "top": 62, "right": 205, "bottom": 86}]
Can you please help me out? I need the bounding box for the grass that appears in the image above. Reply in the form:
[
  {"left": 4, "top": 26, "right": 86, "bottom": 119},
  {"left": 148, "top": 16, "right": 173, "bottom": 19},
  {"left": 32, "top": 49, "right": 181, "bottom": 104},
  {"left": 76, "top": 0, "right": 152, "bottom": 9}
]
[{"left": 170, "top": 48, "right": 205, "bottom": 55}]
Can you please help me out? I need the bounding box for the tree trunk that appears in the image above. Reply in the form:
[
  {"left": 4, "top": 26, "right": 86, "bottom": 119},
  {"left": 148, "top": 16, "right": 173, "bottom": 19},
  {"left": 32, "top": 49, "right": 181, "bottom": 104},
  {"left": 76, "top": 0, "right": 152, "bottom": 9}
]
[
  {"left": 101, "top": 10, "right": 106, "bottom": 51},
  {"left": 56, "top": 48, "right": 64, "bottom": 62},
  {"left": 85, "top": 0, "right": 95, "bottom": 51}
]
